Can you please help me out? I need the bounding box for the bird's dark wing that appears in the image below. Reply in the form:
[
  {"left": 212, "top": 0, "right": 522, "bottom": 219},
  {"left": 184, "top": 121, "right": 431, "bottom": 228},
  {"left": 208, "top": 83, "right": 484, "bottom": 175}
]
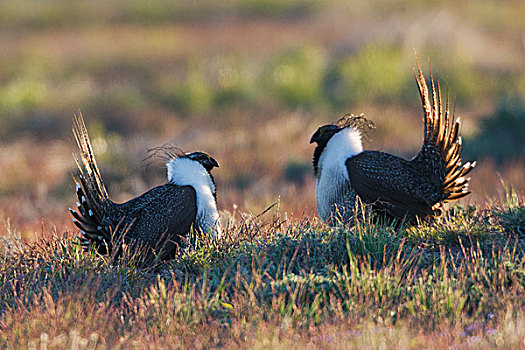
[
  {"left": 105, "top": 184, "right": 197, "bottom": 258},
  {"left": 346, "top": 151, "right": 439, "bottom": 220}
]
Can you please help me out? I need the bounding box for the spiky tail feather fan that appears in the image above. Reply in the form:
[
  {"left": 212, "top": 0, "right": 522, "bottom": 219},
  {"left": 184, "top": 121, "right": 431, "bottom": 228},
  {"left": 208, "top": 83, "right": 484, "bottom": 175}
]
[
  {"left": 70, "top": 111, "right": 113, "bottom": 253},
  {"left": 413, "top": 61, "right": 476, "bottom": 214}
]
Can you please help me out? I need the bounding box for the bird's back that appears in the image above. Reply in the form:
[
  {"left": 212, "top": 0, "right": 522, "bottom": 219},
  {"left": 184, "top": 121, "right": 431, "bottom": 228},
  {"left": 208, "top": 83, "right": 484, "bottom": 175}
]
[
  {"left": 346, "top": 150, "right": 442, "bottom": 220},
  {"left": 104, "top": 184, "right": 197, "bottom": 255}
]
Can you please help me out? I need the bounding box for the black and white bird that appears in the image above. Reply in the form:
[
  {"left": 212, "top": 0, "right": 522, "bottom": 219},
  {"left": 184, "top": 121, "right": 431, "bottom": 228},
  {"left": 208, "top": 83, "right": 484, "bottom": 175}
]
[
  {"left": 310, "top": 63, "right": 476, "bottom": 225},
  {"left": 70, "top": 113, "right": 221, "bottom": 260}
]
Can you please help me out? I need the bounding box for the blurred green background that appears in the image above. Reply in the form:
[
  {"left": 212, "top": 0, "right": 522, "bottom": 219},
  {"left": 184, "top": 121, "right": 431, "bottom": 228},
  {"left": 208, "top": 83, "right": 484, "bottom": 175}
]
[{"left": 0, "top": 0, "right": 523, "bottom": 238}]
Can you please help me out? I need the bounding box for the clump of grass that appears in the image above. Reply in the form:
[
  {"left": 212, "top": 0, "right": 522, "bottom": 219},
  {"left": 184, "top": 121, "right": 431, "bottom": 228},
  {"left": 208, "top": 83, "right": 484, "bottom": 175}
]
[
  {"left": 0, "top": 219, "right": 24, "bottom": 257},
  {"left": 406, "top": 205, "right": 495, "bottom": 245},
  {"left": 492, "top": 187, "right": 525, "bottom": 235}
]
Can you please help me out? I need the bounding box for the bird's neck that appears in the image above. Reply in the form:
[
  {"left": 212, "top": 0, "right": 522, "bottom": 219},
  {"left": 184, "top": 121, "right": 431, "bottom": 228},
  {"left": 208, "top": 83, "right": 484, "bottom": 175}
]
[
  {"left": 315, "top": 128, "right": 363, "bottom": 223},
  {"left": 316, "top": 127, "right": 363, "bottom": 181},
  {"left": 166, "top": 158, "right": 221, "bottom": 238}
]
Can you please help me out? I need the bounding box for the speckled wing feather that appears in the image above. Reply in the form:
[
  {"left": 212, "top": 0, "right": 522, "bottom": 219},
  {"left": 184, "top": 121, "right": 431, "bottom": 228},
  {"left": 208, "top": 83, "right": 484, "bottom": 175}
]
[
  {"left": 73, "top": 183, "right": 197, "bottom": 258},
  {"left": 104, "top": 184, "right": 197, "bottom": 258},
  {"left": 346, "top": 151, "right": 438, "bottom": 221}
]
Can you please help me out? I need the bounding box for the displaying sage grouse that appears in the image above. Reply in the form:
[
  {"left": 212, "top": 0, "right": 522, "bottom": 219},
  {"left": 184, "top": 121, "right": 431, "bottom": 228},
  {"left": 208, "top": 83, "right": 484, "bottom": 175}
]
[
  {"left": 70, "top": 113, "right": 221, "bottom": 260},
  {"left": 310, "top": 63, "right": 476, "bottom": 225}
]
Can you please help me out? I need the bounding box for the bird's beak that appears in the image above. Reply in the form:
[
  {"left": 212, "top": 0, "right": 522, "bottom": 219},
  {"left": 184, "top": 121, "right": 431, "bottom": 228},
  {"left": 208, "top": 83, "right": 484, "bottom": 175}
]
[
  {"left": 210, "top": 157, "right": 220, "bottom": 168},
  {"left": 310, "top": 130, "right": 320, "bottom": 144}
]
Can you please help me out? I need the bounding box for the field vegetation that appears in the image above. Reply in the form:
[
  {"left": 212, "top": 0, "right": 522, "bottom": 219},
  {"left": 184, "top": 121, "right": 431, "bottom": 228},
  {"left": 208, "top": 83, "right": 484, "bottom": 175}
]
[
  {"left": 1, "top": 191, "right": 524, "bottom": 348},
  {"left": 0, "top": 0, "right": 524, "bottom": 347}
]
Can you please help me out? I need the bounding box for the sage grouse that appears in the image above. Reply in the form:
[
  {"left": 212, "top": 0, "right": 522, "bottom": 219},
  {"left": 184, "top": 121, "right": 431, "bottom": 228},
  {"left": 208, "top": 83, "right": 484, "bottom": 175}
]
[
  {"left": 310, "top": 63, "right": 476, "bottom": 225},
  {"left": 70, "top": 113, "right": 221, "bottom": 259}
]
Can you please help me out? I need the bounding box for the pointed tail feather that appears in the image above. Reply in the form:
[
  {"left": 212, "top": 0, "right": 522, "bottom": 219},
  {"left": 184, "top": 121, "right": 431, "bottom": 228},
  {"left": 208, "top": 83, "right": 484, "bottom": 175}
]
[
  {"left": 412, "top": 60, "right": 476, "bottom": 207},
  {"left": 70, "top": 111, "right": 112, "bottom": 252},
  {"left": 73, "top": 112, "right": 109, "bottom": 202}
]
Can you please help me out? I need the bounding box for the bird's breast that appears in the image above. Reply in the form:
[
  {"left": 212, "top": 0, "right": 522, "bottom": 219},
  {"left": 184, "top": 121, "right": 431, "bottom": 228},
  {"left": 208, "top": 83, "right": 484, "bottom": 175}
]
[{"left": 316, "top": 165, "right": 355, "bottom": 223}]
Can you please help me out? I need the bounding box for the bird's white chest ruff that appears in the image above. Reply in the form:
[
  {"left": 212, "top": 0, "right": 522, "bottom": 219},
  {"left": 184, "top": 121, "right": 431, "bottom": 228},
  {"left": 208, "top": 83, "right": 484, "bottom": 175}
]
[
  {"left": 315, "top": 128, "right": 363, "bottom": 224},
  {"left": 166, "top": 158, "right": 221, "bottom": 239},
  {"left": 316, "top": 168, "right": 350, "bottom": 223}
]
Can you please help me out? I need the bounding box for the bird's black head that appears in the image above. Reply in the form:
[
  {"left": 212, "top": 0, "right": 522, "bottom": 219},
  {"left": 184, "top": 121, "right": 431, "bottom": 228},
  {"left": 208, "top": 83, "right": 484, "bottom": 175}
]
[
  {"left": 310, "top": 115, "right": 374, "bottom": 178},
  {"left": 310, "top": 125, "right": 342, "bottom": 178},
  {"left": 185, "top": 152, "right": 220, "bottom": 172},
  {"left": 310, "top": 124, "right": 341, "bottom": 146}
]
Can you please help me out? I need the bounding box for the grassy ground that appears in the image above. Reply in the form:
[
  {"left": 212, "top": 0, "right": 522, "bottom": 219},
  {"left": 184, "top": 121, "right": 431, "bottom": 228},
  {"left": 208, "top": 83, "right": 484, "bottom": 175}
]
[{"left": 1, "top": 190, "right": 524, "bottom": 348}]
